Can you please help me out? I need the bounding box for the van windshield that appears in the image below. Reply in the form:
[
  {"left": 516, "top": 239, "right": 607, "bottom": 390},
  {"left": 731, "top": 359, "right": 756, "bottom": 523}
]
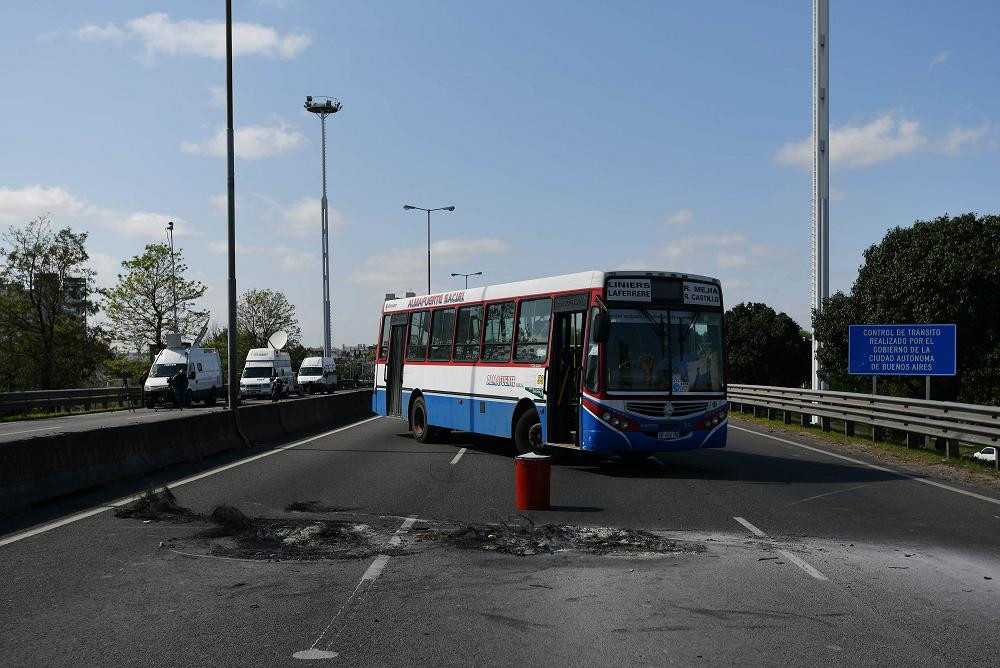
[
  {"left": 242, "top": 367, "right": 274, "bottom": 378},
  {"left": 150, "top": 363, "right": 186, "bottom": 378},
  {"left": 299, "top": 366, "right": 322, "bottom": 375}
]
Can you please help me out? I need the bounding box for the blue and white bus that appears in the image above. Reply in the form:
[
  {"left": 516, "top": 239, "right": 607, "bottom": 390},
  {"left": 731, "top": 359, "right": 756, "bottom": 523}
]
[{"left": 373, "top": 271, "right": 728, "bottom": 455}]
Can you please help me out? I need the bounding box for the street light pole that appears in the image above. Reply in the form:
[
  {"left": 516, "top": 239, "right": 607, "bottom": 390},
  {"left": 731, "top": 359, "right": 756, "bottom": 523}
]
[
  {"left": 450, "top": 271, "right": 482, "bottom": 289},
  {"left": 166, "top": 221, "right": 178, "bottom": 333},
  {"left": 225, "top": 0, "right": 239, "bottom": 412},
  {"left": 304, "top": 96, "right": 342, "bottom": 359},
  {"left": 403, "top": 204, "right": 455, "bottom": 294}
]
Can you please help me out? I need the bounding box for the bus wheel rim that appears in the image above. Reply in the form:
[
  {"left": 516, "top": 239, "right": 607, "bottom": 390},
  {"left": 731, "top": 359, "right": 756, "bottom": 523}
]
[{"left": 528, "top": 422, "right": 542, "bottom": 448}]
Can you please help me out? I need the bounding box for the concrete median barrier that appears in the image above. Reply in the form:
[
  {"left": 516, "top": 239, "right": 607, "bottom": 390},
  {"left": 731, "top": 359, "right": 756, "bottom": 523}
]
[{"left": 0, "top": 390, "right": 372, "bottom": 513}]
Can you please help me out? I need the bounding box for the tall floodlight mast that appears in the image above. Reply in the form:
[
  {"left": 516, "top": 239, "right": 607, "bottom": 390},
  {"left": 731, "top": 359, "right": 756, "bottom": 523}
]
[
  {"left": 304, "top": 95, "right": 342, "bottom": 359},
  {"left": 811, "top": 0, "right": 830, "bottom": 392}
]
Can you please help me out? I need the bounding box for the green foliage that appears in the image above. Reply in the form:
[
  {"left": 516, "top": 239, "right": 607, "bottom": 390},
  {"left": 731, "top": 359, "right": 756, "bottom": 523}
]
[
  {"left": 237, "top": 288, "right": 302, "bottom": 348},
  {"left": 100, "top": 243, "right": 208, "bottom": 355},
  {"left": 0, "top": 217, "right": 108, "bottom": 390},
  {"left": 103, "top": 354, "right": 150, "bottom": 385},
  {"left": 724, "top": 302, "right": 810, "bottom": 388},
  {"left": 205, "top": 325, "right": 254, "bottom": 383},
  {"left": 813, "top": 213, "right": 1000, "bottom": 404}
]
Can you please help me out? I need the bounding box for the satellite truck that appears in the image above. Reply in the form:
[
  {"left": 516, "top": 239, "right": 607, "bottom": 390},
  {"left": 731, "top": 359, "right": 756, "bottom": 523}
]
[
  {"left": 297, "top": 356, "right": 338, "bottom": 394},
  {"left": 143, "top": 325, "right": 223, "bottom": 408},
  {"left": 239, "top": 330, "right": 296, "bottom": 399}
]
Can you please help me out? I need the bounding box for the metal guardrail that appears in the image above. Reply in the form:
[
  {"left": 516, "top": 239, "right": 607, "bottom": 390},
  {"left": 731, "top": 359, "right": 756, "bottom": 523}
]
[
  {"left": 727, "top": 384, "right": 1000, "bottom": 460},
  {"left": 0, "top": 386, "right": 143, "bottom": 416}
]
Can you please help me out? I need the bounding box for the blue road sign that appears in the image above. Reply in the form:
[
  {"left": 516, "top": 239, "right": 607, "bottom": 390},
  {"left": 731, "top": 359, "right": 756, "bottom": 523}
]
[{"left": 848, "top": 324, "right": 956, "bottom": 376}]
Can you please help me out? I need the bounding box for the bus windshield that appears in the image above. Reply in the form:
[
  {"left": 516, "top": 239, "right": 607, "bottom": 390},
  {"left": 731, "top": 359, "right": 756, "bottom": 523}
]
[{"left": 604, "top": 308, "right": 724, "bottom": 393}]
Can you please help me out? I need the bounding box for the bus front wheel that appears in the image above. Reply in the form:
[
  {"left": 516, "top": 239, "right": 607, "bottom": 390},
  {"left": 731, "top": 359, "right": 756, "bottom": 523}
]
[
  {"left": 514, "top": 410, "right": 542, "bottom": 455},
  {"left": 410, "top": 396, "right": 435, "bottom": 443}
]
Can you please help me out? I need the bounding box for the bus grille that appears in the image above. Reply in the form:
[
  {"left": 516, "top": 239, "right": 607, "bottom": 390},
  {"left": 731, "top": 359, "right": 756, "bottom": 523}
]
[{"left": 625, "top": 401, "right": 710, "bottom": 418}]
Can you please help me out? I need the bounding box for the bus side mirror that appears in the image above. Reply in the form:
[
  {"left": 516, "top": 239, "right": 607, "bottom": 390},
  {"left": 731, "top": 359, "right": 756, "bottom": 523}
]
[{"left": 593, "top": 313, "right": 610, "bottom": 344}]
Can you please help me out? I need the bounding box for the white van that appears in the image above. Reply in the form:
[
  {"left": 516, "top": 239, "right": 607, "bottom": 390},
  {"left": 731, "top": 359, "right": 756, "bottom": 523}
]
[
  {"left": 144, "top": 341, "right": 223, "bottom": 408},
  {"left": 298, "top": 356, "right": 338, "bottom": 394},
  {"left": 240, "top": 347, "right": 295, "bottom": 399}
]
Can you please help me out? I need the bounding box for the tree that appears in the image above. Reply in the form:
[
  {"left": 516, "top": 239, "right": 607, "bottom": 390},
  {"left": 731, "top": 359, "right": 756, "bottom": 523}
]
[
  {"left": 204, "top": 324, "right": 254, "bottom": 382},
  {"left": 813, "top": 213, "right": 1000, "bottom": 404},
  {"left": 100, "top": 244, "right": 208, "bottom": 357},
  {"left": 724, "top": 302, "right": 810, "bottom": 388},
  {"left": 237, "top": 288, "right": 301, "bottom": 348},
  {"left": 0, "top": 217, "right": 106, "bottom": 390}
]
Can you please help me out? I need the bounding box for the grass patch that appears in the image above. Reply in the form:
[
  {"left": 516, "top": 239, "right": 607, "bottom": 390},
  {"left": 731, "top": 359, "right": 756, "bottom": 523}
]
[{"left": 733, "top": 409, "right": 999, "bottom": 480}]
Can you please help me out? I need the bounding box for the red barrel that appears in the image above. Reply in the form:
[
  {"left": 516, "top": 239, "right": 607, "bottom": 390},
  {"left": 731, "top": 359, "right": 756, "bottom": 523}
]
[{"left": 515, "top": 452, "right": 551, "bottom": 510}]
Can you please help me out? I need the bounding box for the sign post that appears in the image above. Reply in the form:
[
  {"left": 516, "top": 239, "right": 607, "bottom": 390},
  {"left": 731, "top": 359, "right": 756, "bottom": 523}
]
[{"left": 848, "top": 324, "right": 957, "bottom": 452}]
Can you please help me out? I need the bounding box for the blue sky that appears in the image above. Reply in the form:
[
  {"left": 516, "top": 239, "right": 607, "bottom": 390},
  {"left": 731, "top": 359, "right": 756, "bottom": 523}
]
[{"left": 1, "top": 1, "right": 997, "bottom": 346}]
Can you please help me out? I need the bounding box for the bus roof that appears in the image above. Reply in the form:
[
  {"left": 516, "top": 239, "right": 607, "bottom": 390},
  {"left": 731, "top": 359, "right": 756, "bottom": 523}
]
[{"left": 381, "top": 270, "right": 721, "bottom": 313}]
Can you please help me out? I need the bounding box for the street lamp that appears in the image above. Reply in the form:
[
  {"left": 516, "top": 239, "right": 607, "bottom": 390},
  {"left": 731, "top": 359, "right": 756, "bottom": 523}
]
[
  {"left": 166, "top": 221, "right": 178, "bottom": 333},
  {"left": 450, "top": 271, "right": 482, "bottom": 289},
  {"left": 305, "top": 95, "right": 342, "bottom": 359},
  {"left": 403, "top": 204, "right": 455, "bottom": 294}
]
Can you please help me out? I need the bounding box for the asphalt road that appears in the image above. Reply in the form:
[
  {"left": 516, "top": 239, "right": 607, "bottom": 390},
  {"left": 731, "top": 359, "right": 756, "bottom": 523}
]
[
  {"left": 0, "top": 390, "right": 354, "bottom": 444},
  {"left": 1, "top": 416, "right": 998, "bottom": 667}
]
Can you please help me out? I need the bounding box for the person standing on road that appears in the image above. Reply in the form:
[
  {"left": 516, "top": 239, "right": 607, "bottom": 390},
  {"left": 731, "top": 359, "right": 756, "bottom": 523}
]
[
  {"left": 138, "top": 370, "right": 148, "bottom": 409},
  {"left": 169, "top": 369, "right": 189, "bottom": 408}
]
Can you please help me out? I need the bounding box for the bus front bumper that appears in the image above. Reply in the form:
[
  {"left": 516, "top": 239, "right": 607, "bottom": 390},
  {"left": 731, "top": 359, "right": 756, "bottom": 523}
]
[{"left": 579, "top": 403, "right": 728, "bottom": 453}]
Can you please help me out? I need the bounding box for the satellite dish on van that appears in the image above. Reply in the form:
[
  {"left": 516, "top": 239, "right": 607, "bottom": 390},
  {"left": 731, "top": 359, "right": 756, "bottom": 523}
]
[{"left": 268, "top": 330, "right": 288, "bottom": 350}]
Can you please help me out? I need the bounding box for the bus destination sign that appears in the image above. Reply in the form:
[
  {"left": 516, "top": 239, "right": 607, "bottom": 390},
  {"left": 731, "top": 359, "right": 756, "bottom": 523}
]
[
  {"left": 607, "top": 278, "right": 651, "bottom": 302},
  {"left": 682, "top": 281, "right": 721, "bottom": 306},
  {"left": 848, "top": 324, "right": 957, "bottom": 376}
]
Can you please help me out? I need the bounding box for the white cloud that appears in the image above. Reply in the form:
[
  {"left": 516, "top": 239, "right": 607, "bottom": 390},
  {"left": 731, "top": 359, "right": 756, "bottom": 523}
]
[
  {"left": 663, "top": 209, "right": 694, "bottom": 227},
  {"left": 180, "top": 121, "right": 304, "bottom": 159},
  {"left": 106, "top": 212, "right": 198, "bottom": 239},
  {"left": 350, "top": 237, "right": 512, "bottom": 287},
  {"left": 279, "top": 198, "right": 348, "bottom": 238},
  {"left": 775, "top": 113, "right": 994, "bottom": 171},
  {"left": 716, "top": 252, "right": 750, "bottom": 268},
  {"left": 937, "top": 124, "right": 990, "bottom": 155},
  {"left": 660, "top": 234, "right": 746, "bottom": 260},
  {"left": 75, "top": 13, "right": 310, "bottom": 61},
  {"left": 275, "top": 245, "right": 317, "bottom": 272},
  {"left": 775, "top": 114, "right": 927, "bottom": 170},
  {"left": 0, "top": 185, "right": 86, "bottom": 225},
  {"left": 74, "top": 23, "right": 124, "bottom": 44},
  {"left": 930, "top": 51, "right": 950, "bottom": 66},
  {"left": 208, "top": 85, "right": 226, "bottom": 108},
  {"left": 86, "top": 252, "right": 121, "bottom": 288}
]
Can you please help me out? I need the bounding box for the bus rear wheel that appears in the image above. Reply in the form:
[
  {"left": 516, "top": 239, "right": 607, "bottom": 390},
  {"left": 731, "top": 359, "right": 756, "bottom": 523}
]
[
  {"left": 410, "top": 396, "right": 436, "bottom": 443},
  {"left": 514, "top": 409, "right": 543, "bottom": 455}
]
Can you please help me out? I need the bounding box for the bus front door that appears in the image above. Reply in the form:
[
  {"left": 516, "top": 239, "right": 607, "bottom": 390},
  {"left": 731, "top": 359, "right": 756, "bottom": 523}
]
[
  {"left": 385, "top": 322, "right": 407, "bottom": 417},
  {"left": 546, "top": 294, "right": 588, "bottom": 445}
]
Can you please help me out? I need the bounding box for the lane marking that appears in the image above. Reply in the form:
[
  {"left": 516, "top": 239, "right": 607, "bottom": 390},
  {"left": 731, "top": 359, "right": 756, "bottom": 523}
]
[
  {"left": 733, "top": 516, "right": 769, "bottom": 538},
  {"left": 777, "top": 548, "right": 829, "bottom": 581},
  {"left": 0, "top": 425, "right": 61, "bottom": 437},
  {"left": 733, "top": 517, "right": 830, "bottom": 581},
  {"left": 450, "top": 448, "right": 467, "bottom": 465},
  {"left": 0, "top": 416, "right": 383, "bottom": 549},
  {"left": 787, "top": 484, "right": 869, "bottom": 507},
  {"left": 731, "top": 425, "right": 1000, "bottom": 506},
  {"left": 0, "top": 412, "right": 166, "bottom": 438},
  {"left": 297, "top": 516, "right": 417, "bottom": 659}
]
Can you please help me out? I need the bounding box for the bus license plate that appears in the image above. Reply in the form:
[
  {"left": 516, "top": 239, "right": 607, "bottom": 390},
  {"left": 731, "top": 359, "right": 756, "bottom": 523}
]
[{"left": 657, "top": 431, "right": 680, "bottom": 440}]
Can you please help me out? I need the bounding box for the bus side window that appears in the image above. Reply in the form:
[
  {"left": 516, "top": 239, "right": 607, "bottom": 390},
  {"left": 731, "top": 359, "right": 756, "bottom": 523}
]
[
  {"left": 482, "top": 301, "right": 515, "bottom": 362},
  {"left": 428, "top": 308, "right": 456, "bottom": 361},
  {"left": 454, "top": 304, "right": 483, "bottom": 361},
  {"left": 585, "top": 307, "right": 600, "bottom": 392},
  {"left": 406, "top": 311, "right": 430, "bottom": 361},
  {"left": 513, "top": 297, "right": 552, "bottom": 362},
  {"left": 378, "top": 314, "right": 391, "bottom": 360}
]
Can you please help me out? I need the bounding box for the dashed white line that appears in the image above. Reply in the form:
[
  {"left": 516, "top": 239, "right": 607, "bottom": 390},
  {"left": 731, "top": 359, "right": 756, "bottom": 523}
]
[
  {"left": 450, "top": 448, "right": 467, "bottom": 465},
  {"left": 0, "top": 416, "right": 383, "bottom": 549},
  {"left": 733, "top": 516, "right": 769, "bottom": 538},
  {"left": 731, "top": 424, "right": 1000, "bottom": 506},
  {"left": 787, "top": 484, "right": 869, "bottom": 507},
  {"left": 296, "top": 516, "right": 417, "bottom": 660},
  {"left": 777, "top": 549, "right": 829, "bottom": 581},
  {"left": 733, "top": 516, "right": 829, "bottom": 582}
]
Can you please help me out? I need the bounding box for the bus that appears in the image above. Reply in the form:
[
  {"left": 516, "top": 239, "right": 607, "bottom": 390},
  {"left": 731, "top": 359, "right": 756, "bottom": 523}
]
[{"left": 372, "top": 270, "right": 728, "bottom": 456}]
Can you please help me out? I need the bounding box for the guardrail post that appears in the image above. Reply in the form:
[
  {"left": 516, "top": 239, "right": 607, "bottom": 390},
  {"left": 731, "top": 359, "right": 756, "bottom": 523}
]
[
  {"left": 782, "top": 410, "right": 791, "bottom": 425},
  {"left": 844, "top": 420, "right": 854, "bottom": 437},
  {"left": 799, "top": 411, "right": 810, "bottom": 428},
  {"left": 872, "top": 426, "right": 883, "bottom": 443},
  {"left": 906, "top": 433, "right": 922, "bottom": 449},
  {"left": 944, "top": 439, "right": 960, "bottom": 460},
  {"left": 820, "top": 416, "right": 831, "bottom": 432}
]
